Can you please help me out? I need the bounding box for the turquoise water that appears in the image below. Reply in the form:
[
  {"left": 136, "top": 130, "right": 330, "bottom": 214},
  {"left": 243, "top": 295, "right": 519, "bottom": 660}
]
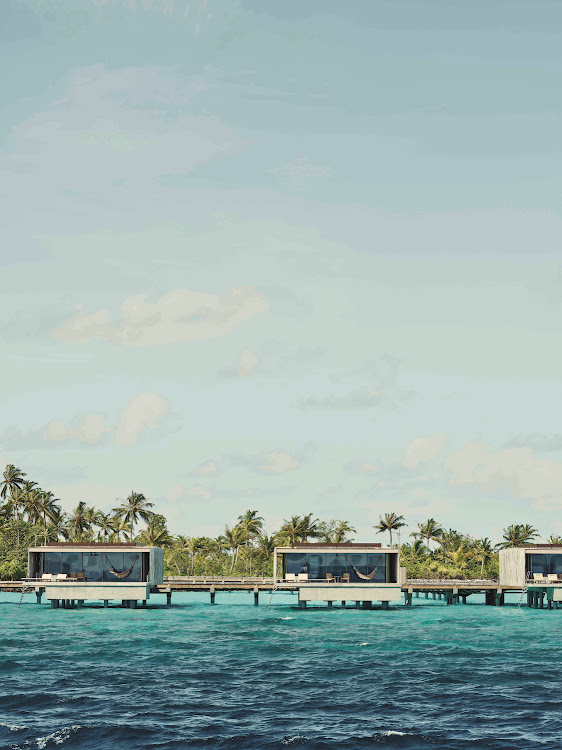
[{"left": 1, "top": 590, "right": 562, "bottom": 749}]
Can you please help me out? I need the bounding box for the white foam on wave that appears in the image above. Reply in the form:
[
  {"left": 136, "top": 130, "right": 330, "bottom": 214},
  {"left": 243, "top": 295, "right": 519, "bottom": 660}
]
[
  {"left": 281, "top": 616, "right": 295, "bottom": 620},
  {"left": 381, "top": 730, "right": 406, "bottom": 736},
  {"left": 0, "top": 722, "right": 27, "bottom": 731},
  {"left": 358, "top": 642, "right": 370, "bottom": 646},
  {"left": 281, "top": 736, "right": 309, "bottom": 745},
  {"left": 19, "top": 725, "right": 82, "bottom": 749}
]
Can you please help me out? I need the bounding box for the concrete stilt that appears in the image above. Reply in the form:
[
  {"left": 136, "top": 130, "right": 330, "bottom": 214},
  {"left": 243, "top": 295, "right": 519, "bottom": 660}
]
[
  {"left": 362, "top": 601, "right": 372, "bottom": 610},
  {"left": 50, "top": 599, "right": 57, "bottom": 609},
  {"left": 432, "top": 592, "right": 436, "bottom": 600},
  {"left": 355, "top": 601, "right": 361, "bottom": 609},
  {"left": 77, "top": 600, "right": 83, "bottom": 608},
  {"left": 341, "top": 601, "right": 346, "bottom": 606},
  {"left": 166, "top": 592, "right": 172, "bottom": 607},
  {"left": 381, "top": 601, "right": 389, "bottom": 610},
  {"left": 424, "top": 592, "right": 429, "bottom": 599},
  {"left": 104, "top": 600, "right": 109, "bottom": 608},
  {"left": 141, "top": 600, "right": 146, "bottom": 608},
  {"left": 254, "top": 587, "right": 259, "bottom": 606},
  {"left": 36, "top": 591, "right": 42, "bottom": 605},
  {"left": 130, "top": 600, "right": 137, "bottom": 609},
  {"left": 298, "top": 600, "right": 307, "bottom": 609},
  {"left": 121, "top": 600, "right": 127, "bottom": 607},
  {"left": 210, "top": 588, "right": 216, "bottom": 605},
  {"left": 415, "top": 592, "right": 420, "bottom": 598},
  {"left": 327, "top": 600, "right": 333, "bottom": 607}
]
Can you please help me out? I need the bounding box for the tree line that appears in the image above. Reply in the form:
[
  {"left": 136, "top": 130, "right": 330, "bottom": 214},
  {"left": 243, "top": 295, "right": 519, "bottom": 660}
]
[{"left": 1, "top": 465, "right": 558, "bottom": 580}]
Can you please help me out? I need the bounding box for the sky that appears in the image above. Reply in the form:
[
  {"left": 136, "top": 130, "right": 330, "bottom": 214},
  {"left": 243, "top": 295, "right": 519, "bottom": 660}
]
[{"left": 1, "top": 0, "right": 562, "bottom": 544}]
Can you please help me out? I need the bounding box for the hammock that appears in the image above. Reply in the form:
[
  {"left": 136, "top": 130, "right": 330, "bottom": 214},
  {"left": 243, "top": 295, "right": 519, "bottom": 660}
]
[
  {"left": 103, "top": 554, "right": 138, "bottom": 579},
  {"left": 345, "top": 554, "right": 383, "bottom": 581}
]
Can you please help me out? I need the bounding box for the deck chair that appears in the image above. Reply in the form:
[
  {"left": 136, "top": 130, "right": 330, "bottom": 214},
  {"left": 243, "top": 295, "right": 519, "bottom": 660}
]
[
  {"left": 56, "top": 574, "right": 68, "bottom": 581},
  {"left": 41, "top": 574, "right": 53, "bottom": 581},
  {"left": 326, "top": 572, "right": 334, "bottom": 582},
  {"left": 533, "top": 573, "right": 546, "bottom": 581},
  {"left": 297, "top": 573, "right": 309, "bottom": 582},
  {"left": 76, "top": 572, "right": 86, "bottom": 581},
  {"left": 547, "top": 574, "right": 559, "bottom": 581},
  {"left": 285, "top": 573, "right": 297, "bottom": 582},
  {"left": 341, "top": 573, "right": 350, "bottom": 583}
]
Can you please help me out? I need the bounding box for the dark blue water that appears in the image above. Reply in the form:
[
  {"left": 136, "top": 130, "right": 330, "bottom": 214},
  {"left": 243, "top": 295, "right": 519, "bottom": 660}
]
[{"left": 1, "top": 590, "right": 561, "bottom": 749}]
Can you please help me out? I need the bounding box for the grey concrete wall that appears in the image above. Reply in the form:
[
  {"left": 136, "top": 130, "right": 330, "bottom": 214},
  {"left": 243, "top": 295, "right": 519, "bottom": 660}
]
[
  {"left": 44, "top": 582, "right": 150, "bottom": 601},
  {"left": 149, "top": 547, "right": 164, "bottom": 585},
  {"left": 499, "top": 548, "right": 526, "bottom": 586},
  {"left": 299, "top": 585, "right": 402, "bottom": 602}
]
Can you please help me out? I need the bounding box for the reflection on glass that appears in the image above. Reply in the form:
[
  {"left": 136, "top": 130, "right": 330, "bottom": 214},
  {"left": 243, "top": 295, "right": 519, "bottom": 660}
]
[
  {"left": 528, "top": 554, "right": 562, "bottom": 578},
  {"left": 284, "top": 552, "right": 392, "bottom": 582}
]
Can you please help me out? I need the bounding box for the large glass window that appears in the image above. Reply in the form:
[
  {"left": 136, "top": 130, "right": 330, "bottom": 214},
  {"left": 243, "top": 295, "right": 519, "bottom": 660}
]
[
  {"left": 40, "top": 550, "right": 145, "bottom": 582},
  {"left": 283, "top": 552, "right": 394, "bottom": 582},
  {"left": 527, "top": 554, "right": 562, "bottom": 578}
]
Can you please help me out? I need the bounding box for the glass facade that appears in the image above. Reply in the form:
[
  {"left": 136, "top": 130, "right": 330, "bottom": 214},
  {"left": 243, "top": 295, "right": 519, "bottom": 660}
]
[
  {"left": 527, "top": 553, "right": 562, "bottom": 578},
  {"left": 283, "top": 552, "right": 396, "bottom": 583},
  {"left": 41, "top": 551, "right": 145, "bottom": 582}
]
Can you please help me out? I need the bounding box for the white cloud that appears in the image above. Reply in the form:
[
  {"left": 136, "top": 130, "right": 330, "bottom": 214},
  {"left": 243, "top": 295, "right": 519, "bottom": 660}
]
[
  {"left": 445, "top": 441, "right": 562, "bottom": 510},
  {"left": 356, "top": 462, "right": 379, "bottom": 472},
  {"left": 194, "top": 461, "right": 217, "bottom": 476},
  {"left": 238, "top": 349, "right": 259, "bottom": 377},
  {"left": 186, "top": 486, "right": 212, "bottom": 501},
  {"left": 43, "top": 392, "right": 167, "bottom": 447},
  {"left": 260, "top": 451, "right": 299, "bottom": 473},
  {"left": 115, "top": 392, "right": 168, "bottom": 446},
  {"left": 271, "top": 155, "right": 330, "bottom": 179},
  {"left": 44, "top": 414, "right": 109, "bottom": 444},
  {"left": 165, "top": 484, "right": 184, "bottom": 503},
  {"left": 403, "top": 433, "right": 448, "bottom": 469},
  {"left": 164, "top": 484, "right": 212, "bottom": 503},
  {"left": 52, "top": 287, "right": 268, "bottom": 346}
]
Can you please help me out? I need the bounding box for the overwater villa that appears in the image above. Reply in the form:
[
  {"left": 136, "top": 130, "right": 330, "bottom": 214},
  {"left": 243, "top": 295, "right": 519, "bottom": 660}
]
[
  {"left": 500, "top": 544, "right": 562, "bottom": 604},
  {"left": 27, "top": 543, "right": 164, "bottom": 607},
  {"left": 273, "top": 542, "right": 405, "bottom": 608}
]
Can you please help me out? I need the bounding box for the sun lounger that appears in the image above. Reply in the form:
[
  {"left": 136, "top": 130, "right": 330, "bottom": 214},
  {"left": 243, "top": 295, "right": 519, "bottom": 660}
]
[
  {"left": 56, "top": 574, "right": 68, "bottom": 581},
  {"left": 297, "top": 573, "right": 309, "bottom": 582},
  {"left": 285, "top": 573, "right": 297, "bottom": 582},
  {"left": 41, "top": 574, "right": 53, "bottom": 581}
]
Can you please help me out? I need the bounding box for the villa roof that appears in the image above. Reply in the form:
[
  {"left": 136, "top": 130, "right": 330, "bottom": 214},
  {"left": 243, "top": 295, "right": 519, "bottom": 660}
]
[{"left": 290, "top": 542, "right": 382, "bottom": 549}]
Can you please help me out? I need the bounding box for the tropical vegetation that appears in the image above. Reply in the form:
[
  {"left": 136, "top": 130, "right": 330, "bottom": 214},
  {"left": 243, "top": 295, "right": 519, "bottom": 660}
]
[{"left": 0, "top": 463, "right": 555, "bottom": 581}]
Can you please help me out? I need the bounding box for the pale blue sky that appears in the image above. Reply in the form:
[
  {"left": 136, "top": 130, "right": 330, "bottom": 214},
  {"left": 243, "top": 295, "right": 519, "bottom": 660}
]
[{"left": 1, "top": 0, "right": 561, "bottom": 542}]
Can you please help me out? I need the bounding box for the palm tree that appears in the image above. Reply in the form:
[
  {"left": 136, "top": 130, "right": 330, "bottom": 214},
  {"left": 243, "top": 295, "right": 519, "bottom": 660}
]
[
  {"left": 37, "top": 491, "right": 61, "bottom": 530},
  {"left": 401, "top": 539, "right": 427, "bottom": 562},
  {"left": 438, "top": 543, "right": 476, "bottom": 578},
  {"left": 499, "top": 524, "right": 539, "bottom": 549},
  {"left": 547, "top": 535, "right": 562, "bottom": 545},
  {"left": 298, "top": 513, "right": 319, "bottom": 542},
  {"left": 374, "top": 513, "right": 406, "bottom": 546},
  {"left": 185, "top": 537, "right": 204, "bottom": 575},
  {"left": 0, "top": 465, "right": 27, "bottom": 518},
  {"left": 410, "top": 518, "right": 444, "bottom": 551},
  {"left": 68, "top": 501, "right": 92, "bottom": 538},
  {"left": 139, "top": 522, "right": 172, "bottom": 547},
  {"left": 279, "top": 516, "right": 302, "bottom": 546},
  {"left": 113, "top": 491, "right": 154, "bottom": 539},
  {"left": 334, "top": 520, "right": 356, "bottom": 543},
  {"left": 224, "top": 525, "right": 246, "bottom": 573},
  {"left": 23, "top": 490, "right": 43, "bottom": 525},
  {"left": 96, "top": 512, "right": 115, "bottom": 542},
  {"left": 473, "top": 537, "right": 496, "bottom": 577}
]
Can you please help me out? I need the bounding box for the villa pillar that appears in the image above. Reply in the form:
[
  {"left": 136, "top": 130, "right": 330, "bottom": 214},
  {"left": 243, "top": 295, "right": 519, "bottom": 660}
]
[
  {"left": 50, "top": 599, "right": 57, "bottom": 609},
  {"left": 210, "top": 587, "right": 216, "bottom": 605},
  {"left": 298, "top": 600, "right": 307, "bottom": 609},
  {"left": 381, "top": 601, "right": 389, "bottom": 610},
  {"left": 104, "top": 600, "right": 109, "bottom": 608},
  {"left": 166, "top": 592, "right": 172, "bottom": 606},
  {"left": 36, "top": 591, "right": 42, "bottom": 605},
  {"left": 254, "top": 587, "right": 259, "bottom": 606}
]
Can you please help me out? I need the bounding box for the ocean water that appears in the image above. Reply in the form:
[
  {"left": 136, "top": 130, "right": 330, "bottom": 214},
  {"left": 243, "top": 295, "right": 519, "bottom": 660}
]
[{"left": 1, "top": 590, "right": 562, "bottom": 750}]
